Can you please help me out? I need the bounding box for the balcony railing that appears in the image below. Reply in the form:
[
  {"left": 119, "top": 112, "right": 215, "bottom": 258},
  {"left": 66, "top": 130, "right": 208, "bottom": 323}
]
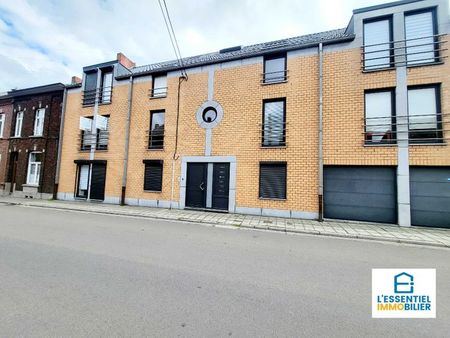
[
  {"left": 149, "top": 87, "right": 168, "bottom": 98},
  {"left": 82, "top": 86, "right": 113, "bottom": 106},
  {"left": 262, "top": 70, "right": 288, "bottom": 84},
  {"left": 147, "top": 129, "right": 165, "bottom": 149},
  {"left": 261, "top": 122, "right": 287, "bottom": 147},
  {"left": 362, "top": 34, "right": 447, "bottom": 71},
  {"left": 79, "top": 130, "right": 109, "bottom": 150},
  {"left": 363, "top": 113, "right": 448, "bottom": 145}
]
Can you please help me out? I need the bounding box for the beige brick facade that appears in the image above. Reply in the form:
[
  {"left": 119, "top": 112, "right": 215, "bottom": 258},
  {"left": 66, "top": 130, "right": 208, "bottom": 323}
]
[{"left": 57, "top": 0, "right": 450, "bottom": 225}]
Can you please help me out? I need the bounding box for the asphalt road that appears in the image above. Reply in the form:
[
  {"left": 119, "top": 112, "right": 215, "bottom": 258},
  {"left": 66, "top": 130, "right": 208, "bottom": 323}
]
[{"left": 0, "top": 204, "right": 449, "bottom": 337}]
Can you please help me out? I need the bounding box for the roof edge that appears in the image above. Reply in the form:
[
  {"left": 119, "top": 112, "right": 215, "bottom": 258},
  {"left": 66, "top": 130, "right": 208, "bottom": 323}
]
[
  {"left": 116, "top": 33, "right": 355, "bottom": 80},
  {"left": 353, "top": 0, "right": 424, "bottom": 14}
]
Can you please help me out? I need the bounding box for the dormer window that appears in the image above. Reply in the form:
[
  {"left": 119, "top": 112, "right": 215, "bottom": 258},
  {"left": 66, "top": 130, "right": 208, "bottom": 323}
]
[
  {"left": 151, "top": 74, "right": 167, "bottom": 98},
  {"left": 405, "top": 8, "right": 438, "bottom": 65},
  {"left": 263, "top": 53, "right": 287, "bottom": 84},
  {"left": 363, "top": 16, "right": 393, "bottom": 70},
  {"left": 100, "top": 68, "right": 113, "bottom": 103}
]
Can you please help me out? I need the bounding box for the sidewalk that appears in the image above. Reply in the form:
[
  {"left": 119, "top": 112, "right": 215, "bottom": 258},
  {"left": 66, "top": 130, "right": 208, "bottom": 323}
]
[{"left": 1, "top": 196, "right": 449, "bottom": 249}]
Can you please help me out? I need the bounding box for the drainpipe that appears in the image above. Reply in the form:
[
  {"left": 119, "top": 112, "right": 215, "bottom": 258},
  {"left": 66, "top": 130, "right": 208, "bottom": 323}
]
[
  {"left": 169, "top": 74, "right": 188, "bottom": 209},
  {"left": 318, "top": 42, "right": 324, "bottom": 222},
  {"left": 120, "top": 75, "right": 134, "bottom": 205},
  {"left": 54, "top": 87, "right": 68, "bottom": 199}
]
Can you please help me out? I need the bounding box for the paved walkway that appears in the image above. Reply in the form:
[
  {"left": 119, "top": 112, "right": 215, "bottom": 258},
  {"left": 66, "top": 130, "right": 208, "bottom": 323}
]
[{"left": 1, "top": 196, "right": 449, "bottom": 249}]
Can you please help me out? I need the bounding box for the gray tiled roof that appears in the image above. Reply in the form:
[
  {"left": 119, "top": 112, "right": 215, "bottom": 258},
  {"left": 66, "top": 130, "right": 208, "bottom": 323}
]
[{"left": 120, "top": 28, "right": 353, "bottom": 78}]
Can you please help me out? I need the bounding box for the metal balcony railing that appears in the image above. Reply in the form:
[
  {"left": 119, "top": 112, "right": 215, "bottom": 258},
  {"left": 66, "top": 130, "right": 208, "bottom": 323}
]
[
  {"left": 262, "top": 70, "right": 288, "bottom": 84},
  {"left": 82, "top": 86, "right": 113, "bottom": 106},
  {"left": 79, "top": 130, "right": 109, "bottom": 150},
  {"left": 363, "top": 113, "right": 448, "bottom": 145},
  {"left": 147, "top": 129, "right": 165, "bottom": 149},
  {"left": 362, "top": 34, "right": 447, "bottom": 71},
  {"left": 149, "top": 87, "right": 168, "bottom": 98},
  {"left": 261, "top": 122, "right": 287, "bottom": 147}
]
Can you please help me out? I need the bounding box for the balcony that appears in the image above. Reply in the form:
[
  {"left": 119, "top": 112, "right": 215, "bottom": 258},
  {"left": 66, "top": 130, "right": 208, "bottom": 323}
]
[
  {"left": 363, "top": 113, "right": 447, "bottom": 145},
  {"left": 147, "top": 129, "right": 164, "bottom": 149},
  {"left": 261, "top": 122, "right": 287, "bottom": 147},
  {"left": 261, "top": 70, "right": 288, "bottom": 84},
  {"left": 82, "top": 86, "right": 113, "bottom": 106},
  {"left": 80, "top": 130, "right": 109, "bottom": 151},
  {"left": 362, "top": 34, "right": 447, "bottom": 71},
  {"left": 149, "top": 87, "right": 168, "bottom": 98}
]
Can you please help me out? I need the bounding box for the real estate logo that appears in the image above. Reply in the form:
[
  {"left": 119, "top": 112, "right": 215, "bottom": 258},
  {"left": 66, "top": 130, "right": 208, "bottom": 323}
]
[{"left": 372, "top": 269, "right": 436, "bottom": 318}]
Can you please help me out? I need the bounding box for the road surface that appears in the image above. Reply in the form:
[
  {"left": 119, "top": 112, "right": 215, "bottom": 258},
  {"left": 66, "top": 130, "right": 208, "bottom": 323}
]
[{"left": 0, "top": 204, "right": 448, "bottom": 337}]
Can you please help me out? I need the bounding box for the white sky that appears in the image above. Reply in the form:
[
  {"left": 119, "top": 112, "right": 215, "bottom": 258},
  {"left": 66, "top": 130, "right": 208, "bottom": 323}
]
[{"left": 0, "top": 0, "right": 388, "bottom": 92}]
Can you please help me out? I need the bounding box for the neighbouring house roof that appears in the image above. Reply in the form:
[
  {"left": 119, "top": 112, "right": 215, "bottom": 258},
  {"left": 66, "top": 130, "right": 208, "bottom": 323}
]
[
  {"left": 7, "top": 83, "right": 65, "bottom": 98},
  {"left": 116, "top": 28, "right": 354, "bottom": 79}
]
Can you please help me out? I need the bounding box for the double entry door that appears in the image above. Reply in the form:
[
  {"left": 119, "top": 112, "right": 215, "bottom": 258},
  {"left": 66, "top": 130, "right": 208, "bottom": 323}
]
[
  {"left": 185, "top": 163, "right": 230, "bottom": 211},
  {"left": 76, "top": 162, "right": 107, "bottom": 201}
]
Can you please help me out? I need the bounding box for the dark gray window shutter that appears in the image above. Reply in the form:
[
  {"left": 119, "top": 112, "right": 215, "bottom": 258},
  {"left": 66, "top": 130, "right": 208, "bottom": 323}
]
[
  {"left": 259, "top": 162, "right": 287, "bottom": 199},
  {"left": 143, "top": 160, "right": 163, "bottom": 191}
]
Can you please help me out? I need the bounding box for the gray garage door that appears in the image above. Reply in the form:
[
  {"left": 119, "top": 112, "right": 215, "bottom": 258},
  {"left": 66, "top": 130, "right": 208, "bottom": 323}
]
[
  {"left": 410, "top": 167, "right": 450, "bottom": 228},
  {"left": 324, "top": 166, "right": 397, "bottom": 224}
]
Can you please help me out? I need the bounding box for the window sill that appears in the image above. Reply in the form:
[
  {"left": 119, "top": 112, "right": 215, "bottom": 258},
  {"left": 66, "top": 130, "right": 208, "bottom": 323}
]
[
  {"left": 259, "top": 197, "right": 287, "bottom": 201},
  {"left": 10, "top": 136, "right": 23, "bottom": 139},
  {"left": 362, "top": 66, "right": 395, "bottom": 73},
  {"left": 261, "top": 80, "right": 288, "bottom": 86},
  {"left": 260, "top": 145, "right": 287, "bottom": 149},
  {"left": 23, "top": 184, "right": 39, "bottom": 188},
  {"left": 149, "top": 95, "right": 167, "bottom": 100},
  {"left": 409, "top": 142, "right": 446, "bottom": 146},
  {"left": 364, "top": 143, "right": 397, "bottom": 147},
  {"left": 147, "top": 147, "right": 165, "bottom": 151},
  {"left": 143, "top": 190, "right": 162, "bottom": 193},
  {"left": 82, "top": 104, "right": 95, "bottom": 108},
  {"left": 29, "top": 135, "right": 44, "bottom": 138},
  {"left": 98, "top": 102, "right": 112, "bottom": 106}
]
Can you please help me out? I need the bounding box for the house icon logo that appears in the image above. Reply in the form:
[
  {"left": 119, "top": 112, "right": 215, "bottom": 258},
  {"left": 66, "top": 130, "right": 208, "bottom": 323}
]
[{"left": 394, "top": 272, "right": 414, "bottom": 294}]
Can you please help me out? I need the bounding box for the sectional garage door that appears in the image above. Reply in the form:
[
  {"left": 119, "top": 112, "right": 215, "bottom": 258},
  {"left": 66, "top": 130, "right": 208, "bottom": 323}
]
[
  {"left": 410, "top": 167, "right": 450, "bottom": 228},
  {"left": 324, "top": 166, "right": 397, "bottom": 224}
]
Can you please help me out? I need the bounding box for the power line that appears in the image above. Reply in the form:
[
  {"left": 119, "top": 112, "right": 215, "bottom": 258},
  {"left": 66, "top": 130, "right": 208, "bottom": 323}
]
[{"left": 158, "top": 0, "right": 187, "bottom": 78}]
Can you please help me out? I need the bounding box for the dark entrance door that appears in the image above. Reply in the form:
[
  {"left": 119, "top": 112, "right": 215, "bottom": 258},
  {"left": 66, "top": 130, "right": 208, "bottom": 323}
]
[
  {"left": 90, "top": 163, "right": 106, "bottom": 201},
  {"left": 8, "top": 152, "right": 18, "bottom": 193},
  {"left": 186, "top": 163, "right": 207, "bottom": 208},
  {"left": 212, "top": 163, "right": 230, "bottom": 210}
]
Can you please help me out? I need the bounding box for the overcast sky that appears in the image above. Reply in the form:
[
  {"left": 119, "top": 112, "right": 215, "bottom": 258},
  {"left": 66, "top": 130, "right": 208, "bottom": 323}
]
[{"left": 0, "top": 0, "right": 388, "bottom": 92}]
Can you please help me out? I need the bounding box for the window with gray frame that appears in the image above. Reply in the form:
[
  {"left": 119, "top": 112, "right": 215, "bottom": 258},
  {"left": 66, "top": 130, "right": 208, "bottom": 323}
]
[
  {"left": 405, "top": 8, "right": 438, "bottom": 65},
  {"left": 143, "top": 160, "right": 163, "bottom": 192},
  {"left": 262, "top": 98, "right": 286, "bottom": 147},
  {"left": 151, "top": 74, "right": 168, "bottom": 97},
  {"left": 363, "top": 16, "right": 393, "bottom": 70},
  {"left": 407, "top": 84, "right": 442, "bottom": 143},
  {"left": 263, "top": 53, "right": 287, "bottom": 83},
  {"left": 364, "top": 89, "right": 396, "bottom": 144},
  {"left": 148, "top": 110, "right": 165, "bottom": 149},
  {"left": 259, "top": 162, "right": 287, "bottom": 199}
]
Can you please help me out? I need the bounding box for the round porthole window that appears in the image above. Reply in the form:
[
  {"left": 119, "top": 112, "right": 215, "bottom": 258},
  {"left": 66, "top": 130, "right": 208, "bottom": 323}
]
[
  {"left": 202, "top": 107, "right": 217, "bottom": 123},
  {"left": 196, "top": 100, "right": 224, "bottom": 129}
]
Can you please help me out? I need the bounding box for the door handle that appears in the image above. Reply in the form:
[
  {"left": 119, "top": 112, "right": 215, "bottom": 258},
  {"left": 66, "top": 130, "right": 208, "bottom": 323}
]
[{"left": 199, "top": 182, "right": 205, "bottom": 191}]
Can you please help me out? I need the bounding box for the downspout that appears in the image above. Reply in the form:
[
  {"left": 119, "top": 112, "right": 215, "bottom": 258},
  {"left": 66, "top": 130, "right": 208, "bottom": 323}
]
[
  {"left": 318, "top": 42, "right": 324, "bottom": 222},
  {"left": 120, "top": 75, "right": 134, "bottom": 205},
  {"left": 54, "top": 87, "right": 68, "bottom": 199},
  {"left": 169, "top": 74, "right": 188, "bottom": 209}
]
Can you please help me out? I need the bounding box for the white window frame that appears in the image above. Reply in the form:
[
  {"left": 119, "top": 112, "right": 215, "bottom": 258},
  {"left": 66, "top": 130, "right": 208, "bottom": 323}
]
[
  {"left": 33, "top": 108, "right": 45, "bottom": 136},
  {"left": 15, "top": 111, "right": 23, "bottom": 137},
  {"left": 0, "top": 113, "right": 4, "bottom": 138},
  {"left": 26, "top": 152, "right": 42, "bottom": 186}
]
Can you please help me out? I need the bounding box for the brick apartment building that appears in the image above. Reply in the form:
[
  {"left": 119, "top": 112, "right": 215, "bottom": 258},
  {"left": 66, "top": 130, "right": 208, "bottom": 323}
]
[
  {"left": 0, "top": 93, "right": 13, "bottom": 194},
  {"left": 0, "top": 84, "right": 65, "bottom": 199},
  {"left": 57, "top": 0, "right": 450, "bottom": 228}
]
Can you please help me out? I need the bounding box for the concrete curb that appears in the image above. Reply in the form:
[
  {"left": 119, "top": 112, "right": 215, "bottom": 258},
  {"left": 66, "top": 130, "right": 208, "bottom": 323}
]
[{"left": 5, "top": 200, "right": 449, "bottom": 250}]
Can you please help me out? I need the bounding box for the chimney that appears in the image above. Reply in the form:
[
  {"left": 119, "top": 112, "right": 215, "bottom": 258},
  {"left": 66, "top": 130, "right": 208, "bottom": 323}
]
[
  {"left": 117, "top": 52, "right": 136, "bottom": 69},
  {"left": 71, "top": 76, "right": 82, "bottom": 84}
]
